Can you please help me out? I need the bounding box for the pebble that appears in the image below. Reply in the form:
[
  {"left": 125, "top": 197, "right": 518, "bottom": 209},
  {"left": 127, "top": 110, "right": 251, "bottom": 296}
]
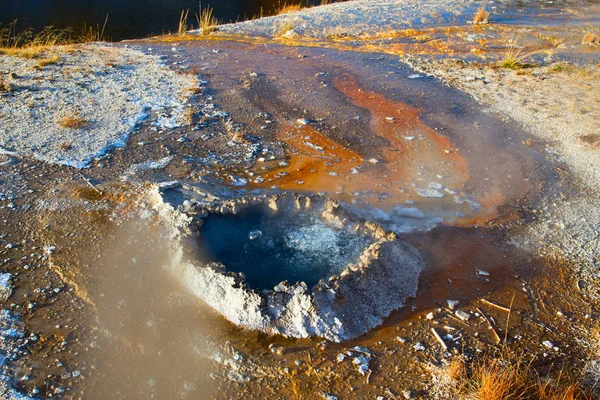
[
  {"left": 455, "top": 310, "right": 471, "bottom": 321},
  {"left": 413, "top": 342, "right": 426, "bottom": 351},
  {"left": 447, "top": 300, "right": 460, "bottom": 310}
]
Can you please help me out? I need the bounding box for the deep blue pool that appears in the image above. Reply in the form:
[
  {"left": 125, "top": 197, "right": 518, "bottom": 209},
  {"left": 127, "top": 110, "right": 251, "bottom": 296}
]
[{"left": 199, "top": 206, "right": 371, "bottom": 290}]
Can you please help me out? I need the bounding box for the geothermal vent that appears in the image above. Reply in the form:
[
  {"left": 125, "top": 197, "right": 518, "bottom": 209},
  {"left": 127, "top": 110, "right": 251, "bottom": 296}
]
[{"left": 152, "top": 182, "right": 423, "bottom": 342}]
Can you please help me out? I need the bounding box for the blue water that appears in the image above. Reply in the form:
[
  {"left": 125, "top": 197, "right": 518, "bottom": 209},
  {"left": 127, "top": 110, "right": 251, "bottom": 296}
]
[
  {"left": 199, "top": 207, "right": 371, "bottom": 290},
  {"left": 0, "top": 0, "right": 328, "bottom": 41}
]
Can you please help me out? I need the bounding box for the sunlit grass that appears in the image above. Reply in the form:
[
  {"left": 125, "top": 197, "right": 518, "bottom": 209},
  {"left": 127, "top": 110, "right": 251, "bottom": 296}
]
[
  {"left": 196, "top": 6, "right": 219, "bottom": 35},
  {"left": 0, "top": 18, "right": 108, "bottom": 58},
  {"left": 56, "top": 111, "right": 89, "bottom": 129},
  {"left": 473, "top": 8, "right": 490, "bottom": 25}
]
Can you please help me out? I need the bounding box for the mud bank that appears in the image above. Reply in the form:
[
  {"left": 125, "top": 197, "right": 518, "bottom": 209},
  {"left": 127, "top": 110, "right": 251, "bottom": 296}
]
[{"left": 151, "top": 182, "right": 423, "bottom": 342}]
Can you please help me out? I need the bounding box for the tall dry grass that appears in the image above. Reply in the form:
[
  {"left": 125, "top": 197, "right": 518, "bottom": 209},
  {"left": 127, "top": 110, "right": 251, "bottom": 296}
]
[
  {"left": 195, "top": 6, "right": 219, "bottom": 35},
  {"left": 446, "top": 353, "right": 592, "bottom": 400},
  {"left": 0, "top": 17, "right": 108, "bottom": 58}
]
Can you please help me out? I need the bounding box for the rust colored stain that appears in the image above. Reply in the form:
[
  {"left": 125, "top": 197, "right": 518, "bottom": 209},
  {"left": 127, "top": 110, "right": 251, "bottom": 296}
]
[
  {"left": 254, "top": 75, "right": 480, "bottom": 211},
  {"left": 254, "top": 125, "right": 365, "bottom": 204}
]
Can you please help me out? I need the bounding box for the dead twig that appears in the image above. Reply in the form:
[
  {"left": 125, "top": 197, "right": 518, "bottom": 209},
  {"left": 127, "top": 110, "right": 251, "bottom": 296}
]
[
  {"left": 431, "top": 327, "right": 448, "bottom": 350},
  {"left": 481, "top": 298, "right": 511, "bottom": 312},
  {"left": 476, "top": 306, "right": 501, "bottom": 344},
  {"left": 503, "top": 294, "right": 516, "bottom": 347},
  {"left": 78, "top": 172, "right": 102, "bottom": 195}
]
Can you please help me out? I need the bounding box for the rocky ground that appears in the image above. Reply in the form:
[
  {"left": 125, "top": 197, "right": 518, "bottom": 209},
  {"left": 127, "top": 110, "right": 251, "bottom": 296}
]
[{"left": 0, "top": 0, "right": 599, "bottom": 399}]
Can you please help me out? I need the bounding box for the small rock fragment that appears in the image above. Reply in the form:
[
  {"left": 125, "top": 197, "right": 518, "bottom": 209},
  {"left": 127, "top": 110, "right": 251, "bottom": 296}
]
[{"left": 455, "top": 310, "right": 471, "bottom": 321}]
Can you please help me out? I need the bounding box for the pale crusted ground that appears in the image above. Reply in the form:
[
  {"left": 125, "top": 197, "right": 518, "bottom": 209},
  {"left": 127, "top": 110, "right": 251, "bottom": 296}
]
[{"left": 0, "top": 44, "right": 196, "bottom": 168}]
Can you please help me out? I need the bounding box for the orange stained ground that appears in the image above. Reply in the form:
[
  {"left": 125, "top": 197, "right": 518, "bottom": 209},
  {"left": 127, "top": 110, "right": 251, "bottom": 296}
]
[{"left": 253, "top": 75, "right": 479, "bottom": 211}]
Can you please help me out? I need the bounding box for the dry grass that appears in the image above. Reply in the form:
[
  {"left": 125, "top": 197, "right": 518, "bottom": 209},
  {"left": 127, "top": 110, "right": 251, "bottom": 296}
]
[
  {"left": 178, "top": 9, "right": 190, "bottom": 36},
  {"left": 498, "top": 37, "right": 538, "bottom": 69},
  {"left": 473, "top": 8, "right": 490, "bottom": 25},
  {"left": 35, "top": 55, "right": 60, "bottom": 69},
  {"left": 276, "top": 22, "right": 296, "bottom": 38},
  {"left": 582, "top": 32, "right": 599, "bottom": 45},
  {"left": 81, "top": 14, "right": 109, "bottom": 42},
  {"left": 0, "top": 18, "right": 107, "bottom": 58},
  {"left": 57, "top": 112, "right": 88, "bottom": 129},
  {"left": 195, "top": 6, "right": 219, "bottom": 35},
  {"left": 446, "top": 353, "right": 592, "bottom": 400},
  {"left": 183, "top": 106, "right": 195, "bottom": 124},
  {"left": 277, "top": 2, "right": 304, "bottom": 14},
  {"left": 448, "top": 358, "right": 467, "bottom": 381},
  {"left": 0, "top": 79, "right": 11, "bottom": 92}
]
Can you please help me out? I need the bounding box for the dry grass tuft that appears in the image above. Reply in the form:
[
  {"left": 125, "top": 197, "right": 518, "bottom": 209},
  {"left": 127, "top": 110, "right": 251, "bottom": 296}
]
[
  {"left": 183, "top": 106, "right": 195, "bottom": 124},
  {"left": 582, "top": 32, "right": 599, "bottom": 45},
  {"left": 35, "top": 55, "right": 60, "bottom": 69},
  {"left": 178, "top": 9, "right": 190, "bottom": 36},
  {"left": 473, "top": 8, "right": 490, "bottom": 24},
  {"left": 277, "top": 2, "right": 304, "bottom": 14},
  {"left": 446, "top": 353, "right": 592, "bottom": 400},
  {"left": 57, "top": 112, "right": 88, "bottom": 129},
  {"left": 196, "top": 6, "right": 219, "bottom": 35},
  {"left": 448, "top": 358, "right": 467, "bottom": 381},
  {"left": 81, "top": 15, "right": 109, "bottom": 42},
  {"left": 276, "top": 22, "right": 296, "bottom": 38},
  {"left": 498, "top": 37, "right": 538, "bottom": 69},
  {"left": 0, "top": 17, "right": 108, "bottom": 58},
  {"left": 470, "top": 358, "right": 528, "bottom": 400}
]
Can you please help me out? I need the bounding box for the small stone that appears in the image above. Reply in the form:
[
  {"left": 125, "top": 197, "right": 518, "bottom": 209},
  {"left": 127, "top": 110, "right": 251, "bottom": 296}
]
[
  {"left": 426, "top": 312, "right": 434, "bottom": 320},
  {"left": 447, "top": 300, "right": 460, "bottom": 310},
  {"left": 296, "top": 118, "right": 310, "bottom": 126},
  {"left": 413, "top": 342, "right": 426, "bottom": 351},
  {"left": 542, "top": 340, "right": 554, "bottom": 349},
  {"left": 455, "top": 310, "right": 471, "bottom": 321},
  {"left": 248, "top": 230, "right": 262, "bottom": 240}
]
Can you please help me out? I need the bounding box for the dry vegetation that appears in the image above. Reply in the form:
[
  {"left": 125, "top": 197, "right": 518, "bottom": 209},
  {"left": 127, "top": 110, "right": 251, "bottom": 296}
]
[
  {"left": 582, "top": 32, "right": 599, "bottom": 45},
  {"left": 473, "top": 8, "right": 490, "bottom": 25},
  {"left": 444, "top": 354, "right": 592, "bottom": 400},
  {"left": 35, "top": 55, "right": 61, "bottom": 69},
  {"left": 277, "top": 2, "right": 304, "bottom": 15},
  {"left": 498, "top": 38, "right": 538, "bottom": 69},
  {"left": 0, "top": 19, "right": 107, "bottom": 58},
  {"left": 276, "top": 22, "right": 296, "bottom": 38},
  {"left": 178, "top": 9, "right": 191, "bottom": 36},
  {"left": 56, "top": 112, "right": 89, "bottom": 129},
  {"left": 196, "top": 7, "right": 219, "bottom": 35}
]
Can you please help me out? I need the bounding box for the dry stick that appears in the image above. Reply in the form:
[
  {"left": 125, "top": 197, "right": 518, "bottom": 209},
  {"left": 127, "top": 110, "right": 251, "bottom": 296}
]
[
  {"left": 78, "top": 172, "right": 102, "bottom": 195},
  {"left": 100, "top": 14, "right": 109, "bottom": 40},
  {"left": 430, "top": 327, "right": 448, "bottom": 350},
  {"left": 503, "top": 293, "right": 516, "bottom": 347},
  {"left": 481, "top": 298, "right": 511, "bottom": 312},
  {"left": 476, "top": 306, "right": 501, "bottom": 344},
  {"left": 481, "top": 298, "right": 552, "bottom": 332}
]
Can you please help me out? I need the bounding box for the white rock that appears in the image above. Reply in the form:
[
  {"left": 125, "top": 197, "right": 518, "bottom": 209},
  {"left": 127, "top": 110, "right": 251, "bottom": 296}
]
[
  {"left": 415, "top": 188, "right": 444, "bottom": 198},
  {"left": 455, "top": 310, "right": 471, "bottom": 321}
]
